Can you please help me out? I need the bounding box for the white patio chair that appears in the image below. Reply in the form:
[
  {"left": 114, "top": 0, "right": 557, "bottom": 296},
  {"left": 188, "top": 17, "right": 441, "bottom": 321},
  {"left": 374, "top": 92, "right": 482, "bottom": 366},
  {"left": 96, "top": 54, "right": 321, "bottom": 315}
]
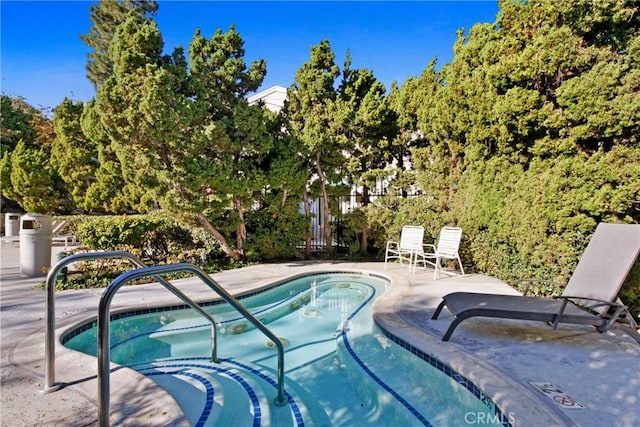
[
  {"left": 384, "top": 225, "right": 424, "bottom": 270},
  {"left": 412, "top": 226, "right": 464, "bottom": 279}
]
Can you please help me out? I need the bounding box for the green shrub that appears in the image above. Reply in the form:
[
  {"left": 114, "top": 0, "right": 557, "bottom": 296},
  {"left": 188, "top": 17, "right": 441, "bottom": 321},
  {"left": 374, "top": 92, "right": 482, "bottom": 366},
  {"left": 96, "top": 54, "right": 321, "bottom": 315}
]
[
  {"left": 54, "top": 258, "right": 134, "bottom": 290},
  {"left": 621, "top": 259, "right": 640, "bottom": 323},
  {"left": 245, "top": 206, "right": 307, "bottom": 261},
  {"left": 52, "top": 213, "right": 222, "bottom": 290},
  {"left": 76, "top": 213, "right": 203, "bottom": 264}
]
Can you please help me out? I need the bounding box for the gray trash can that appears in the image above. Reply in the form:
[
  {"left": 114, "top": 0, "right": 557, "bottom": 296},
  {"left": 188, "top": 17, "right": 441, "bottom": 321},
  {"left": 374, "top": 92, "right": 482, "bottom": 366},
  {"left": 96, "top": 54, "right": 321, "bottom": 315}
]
[
  {"left": 5, "top": 213, "right": 21, "bottom": 237},
  {"left": 20, "top": 214, "right": 52, "bottom": 277}
]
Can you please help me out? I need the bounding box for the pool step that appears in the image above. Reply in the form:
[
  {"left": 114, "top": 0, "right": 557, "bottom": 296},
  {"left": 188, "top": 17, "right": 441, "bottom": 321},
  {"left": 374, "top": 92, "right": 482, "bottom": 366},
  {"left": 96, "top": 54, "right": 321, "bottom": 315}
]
[
  {"left": 136, "top": 359, "right": 309, "bottom": 426},
  {"left": 142, "top": 291, "right": 347, "bottom": 370}
]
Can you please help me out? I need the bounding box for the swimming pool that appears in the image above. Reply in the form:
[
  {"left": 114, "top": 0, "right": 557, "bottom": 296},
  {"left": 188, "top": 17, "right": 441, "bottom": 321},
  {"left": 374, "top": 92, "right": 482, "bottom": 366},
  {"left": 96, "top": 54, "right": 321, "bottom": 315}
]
[{"left": 63, "top": 272, "right": 512, "bottom": 426}]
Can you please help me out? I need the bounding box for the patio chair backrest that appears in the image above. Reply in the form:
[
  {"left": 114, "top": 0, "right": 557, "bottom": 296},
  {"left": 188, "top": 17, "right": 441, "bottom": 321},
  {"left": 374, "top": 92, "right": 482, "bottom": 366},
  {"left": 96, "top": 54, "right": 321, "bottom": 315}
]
[
  {"left": 399, "top": 226, "right": 425, "bottom": 251},
  {"left": 436, "top": 227, "right": 463, "bottom": 257},
  {"left": 52, "top": 220, "right": 67, "bottom": 234},
  {"left": 563, "top": 223, "right": 640, "bottom": 313}
]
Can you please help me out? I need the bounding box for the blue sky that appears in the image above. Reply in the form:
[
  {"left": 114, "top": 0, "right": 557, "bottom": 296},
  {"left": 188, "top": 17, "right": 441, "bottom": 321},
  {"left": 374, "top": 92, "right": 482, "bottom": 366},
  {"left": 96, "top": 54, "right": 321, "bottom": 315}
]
[{"left": 1, "top": 1, "right": 499, "bottom": 111}]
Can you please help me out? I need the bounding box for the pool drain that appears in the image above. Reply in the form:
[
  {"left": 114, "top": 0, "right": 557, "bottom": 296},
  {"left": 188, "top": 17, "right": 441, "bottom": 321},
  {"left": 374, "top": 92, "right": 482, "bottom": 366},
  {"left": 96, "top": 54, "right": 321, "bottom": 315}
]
[
  {"left": 303, "top": 308, "right": 321, "bottom": 317},
  {"left": 228, "top": 323, "right": 248, "bottom": 334},
  {"left": 266, "top": 337, "right": 289, "bottom": 348}
]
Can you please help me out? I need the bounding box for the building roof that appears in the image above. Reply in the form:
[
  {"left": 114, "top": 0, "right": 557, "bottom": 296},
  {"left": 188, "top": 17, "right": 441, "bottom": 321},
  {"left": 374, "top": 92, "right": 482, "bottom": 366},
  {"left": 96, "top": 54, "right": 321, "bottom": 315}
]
[{"left": 247, "top": 85, "right": 287, "bottom": 112}]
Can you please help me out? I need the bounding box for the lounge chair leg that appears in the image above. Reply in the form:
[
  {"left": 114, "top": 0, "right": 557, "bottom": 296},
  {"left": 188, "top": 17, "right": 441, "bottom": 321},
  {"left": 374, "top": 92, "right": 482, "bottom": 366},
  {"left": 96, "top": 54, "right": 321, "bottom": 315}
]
[
  {"left": 432, "top": 302, "right": 471, "bottom": 341},
  {"left": 441, "top": 317, "right": 463, "bottom": 341},
  {"left": 432, "top": 300, "right": 447, "bottom": 319}
]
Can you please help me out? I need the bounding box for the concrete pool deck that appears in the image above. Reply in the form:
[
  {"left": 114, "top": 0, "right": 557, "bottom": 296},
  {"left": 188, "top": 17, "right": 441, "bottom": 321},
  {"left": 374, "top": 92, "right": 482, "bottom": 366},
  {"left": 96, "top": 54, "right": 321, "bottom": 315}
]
[{"left": 1, "top": 244, "right": 638, "bottom": 426}]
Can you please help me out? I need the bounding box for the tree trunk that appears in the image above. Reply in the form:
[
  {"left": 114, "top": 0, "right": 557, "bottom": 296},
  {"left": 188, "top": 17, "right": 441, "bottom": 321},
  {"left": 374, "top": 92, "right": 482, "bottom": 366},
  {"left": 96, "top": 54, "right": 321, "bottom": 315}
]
[
  {"left": 233, "top": 194, "right": 247, "bottom": 251},
  {"left": 303, "top": 191, "right": 312, "bottom": 259},
  {"left": 316, "top": 153, "right": 332, "bottom": 253},
  {"left": 280, "top": 189, "right": 288, "bottom": 210},
  {"left": 196, "top": 212, "right": 244, "bottom": 261},
  {"left": 361, "top": 185, "right": 370, "bottom": 254},
  {"left": 362, "top": 224, "right": 370, "bottom": 254}
]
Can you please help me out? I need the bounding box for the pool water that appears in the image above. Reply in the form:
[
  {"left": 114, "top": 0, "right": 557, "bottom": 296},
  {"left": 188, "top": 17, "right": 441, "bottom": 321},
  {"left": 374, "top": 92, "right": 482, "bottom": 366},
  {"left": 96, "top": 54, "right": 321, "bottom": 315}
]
[{"left": 64, "top": 273, "right": 510, "bottom": 426}]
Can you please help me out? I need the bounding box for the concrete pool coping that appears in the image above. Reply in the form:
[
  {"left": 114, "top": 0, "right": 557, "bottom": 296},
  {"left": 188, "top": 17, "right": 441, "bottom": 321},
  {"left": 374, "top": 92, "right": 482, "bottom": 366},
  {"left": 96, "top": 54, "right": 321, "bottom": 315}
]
[{"left": 1, "top": 245, "right": 638, "bottom": 426}]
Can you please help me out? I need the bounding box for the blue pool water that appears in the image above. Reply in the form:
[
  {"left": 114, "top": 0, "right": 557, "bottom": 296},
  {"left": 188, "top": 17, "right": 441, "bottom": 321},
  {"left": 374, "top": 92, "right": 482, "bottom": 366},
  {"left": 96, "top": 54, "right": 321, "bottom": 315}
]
[{"left": 63, "top": 272, "right": 511, "bottom": 426}]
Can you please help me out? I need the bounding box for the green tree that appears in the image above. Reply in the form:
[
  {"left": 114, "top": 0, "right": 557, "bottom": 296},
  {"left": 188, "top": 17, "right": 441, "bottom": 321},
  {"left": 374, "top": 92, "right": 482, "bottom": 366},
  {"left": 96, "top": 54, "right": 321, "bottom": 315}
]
[
  {"left": 50, "top": 99, "right": 99, "bottom": 211},
  {"left": 5, "top": 141, "right": 60, "bottom": 213},
  {"left": 390, "top": 60, "right": 447, "bottom": 211},
  {"left": 90, "top": 16, "right": 273, "bottom": 260},
  {"left": 80, "top": 0, "right": 159, "bottom": 89},
  {"left": 0, "top": 96, "right": 67, "bottom": 213},
  {"left": 78, "top": 99, "right": 141, "bottom": 213},
  {"left": 1, "top": 96, "right": 35, "bottom": 210},
  {"left": 405, "top": 0, "right": 640, "bottom": 286},
  {"left": 337, "top": 54, "right": 398, "bottom": 253},
  {"left": 284, "top": 40, "right": 342, "bottom": 253},
  {"left": 179, "top": 25, "right": 270, "bottom": 260},
  {"left": 0, "top": 95, "right": 37, "bottom": 154},
  {"left": 250, "top": 112, "right": 309, "bottom": 258}
]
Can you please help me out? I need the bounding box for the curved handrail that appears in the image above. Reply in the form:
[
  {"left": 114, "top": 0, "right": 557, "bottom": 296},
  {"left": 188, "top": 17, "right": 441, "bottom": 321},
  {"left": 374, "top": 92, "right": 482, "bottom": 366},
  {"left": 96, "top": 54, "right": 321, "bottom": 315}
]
[
  {"left": 98, "top": 263, "right": 287, "bottom": 427},
  {"left": 43, "top": 251, "right": 218, "bottom": 393}
]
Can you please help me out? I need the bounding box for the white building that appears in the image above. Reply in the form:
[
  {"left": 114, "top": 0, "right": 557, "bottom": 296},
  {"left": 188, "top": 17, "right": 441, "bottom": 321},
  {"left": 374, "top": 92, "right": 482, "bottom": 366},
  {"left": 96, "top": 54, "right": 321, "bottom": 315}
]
[{"left": 247, "top": 85, "right": 287, "bottom": 112}]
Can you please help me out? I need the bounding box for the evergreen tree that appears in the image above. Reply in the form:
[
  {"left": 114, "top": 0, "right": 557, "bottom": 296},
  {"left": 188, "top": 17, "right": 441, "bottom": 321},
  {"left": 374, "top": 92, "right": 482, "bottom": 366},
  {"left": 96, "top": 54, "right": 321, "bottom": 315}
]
[
  {"left": 0, "top": 96, "right": 66, "bottom": 213},
  {"left": 0, "top": 95, "right": 37, "bottom": 154},
  {"left": 337, "top": 54, "right": 397, "bottom": 253},
  {"left": 284, "top": 40, "right": 342, "bottom": 253},
  {"left": 80, "top": 0, "right": 158, "bottom": 89},
  {"left": 80, "top": 99, "right": 140, "bottom": 213},
  {"left": 5, "top": 141, "right": 60, "bottom": 213},
  {"left": 406, "top": 0, "right": 640, "bottom": 283},
  {"left": 51, "top": 99, "right": 99, "bottom": 211},
  {"left": 90, "top": 16, "right": 272, "bottom": 260}
]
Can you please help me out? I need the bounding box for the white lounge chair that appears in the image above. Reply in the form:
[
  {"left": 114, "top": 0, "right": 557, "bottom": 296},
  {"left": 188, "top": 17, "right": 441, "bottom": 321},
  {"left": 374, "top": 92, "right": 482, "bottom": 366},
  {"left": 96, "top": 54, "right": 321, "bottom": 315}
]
[
  {"left": 51, "top": 220, "right": 78, "bottom": 247},
  {"left": 432, "top": 223, "right": 640, "bottom": 343},
  {"left": 412, "top": 226, "right": 464, "bottom": 279},
  {"left": 384, "top": 225, "right": 424, "bottom": 270}
]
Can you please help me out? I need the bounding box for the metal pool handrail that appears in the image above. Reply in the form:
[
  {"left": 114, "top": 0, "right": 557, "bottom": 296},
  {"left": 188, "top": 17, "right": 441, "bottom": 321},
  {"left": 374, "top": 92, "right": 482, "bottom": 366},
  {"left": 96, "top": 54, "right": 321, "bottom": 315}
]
[
  {"left": 43, "top": 251, "right": 218, "bottom": 393},
  {"left": 97, "top": 262, "right": 288, "bottom": 427}
]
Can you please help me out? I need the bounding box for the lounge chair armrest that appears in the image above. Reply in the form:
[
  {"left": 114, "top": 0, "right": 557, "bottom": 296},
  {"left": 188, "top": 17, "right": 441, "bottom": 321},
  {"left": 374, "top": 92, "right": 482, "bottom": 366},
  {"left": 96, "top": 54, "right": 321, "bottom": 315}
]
[
  {"left": 551, "top": 295, "right": 635, "bottom": 331},
  {"left": 553, "top": 295, "right": 629, "bottom": 312},
  {"left": 518, "top": 279, "right": 565, "bottom": 296}
]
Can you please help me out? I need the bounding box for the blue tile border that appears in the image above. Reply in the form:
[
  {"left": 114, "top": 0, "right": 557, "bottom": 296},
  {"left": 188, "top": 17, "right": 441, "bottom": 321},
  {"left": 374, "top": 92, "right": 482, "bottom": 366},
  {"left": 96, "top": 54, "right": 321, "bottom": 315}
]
[
  {"left": 376, "top": 327, "right": 513, "bottom": 427},
  {"left": 339, "top": 286, "right": 433, "bottom": 426}
]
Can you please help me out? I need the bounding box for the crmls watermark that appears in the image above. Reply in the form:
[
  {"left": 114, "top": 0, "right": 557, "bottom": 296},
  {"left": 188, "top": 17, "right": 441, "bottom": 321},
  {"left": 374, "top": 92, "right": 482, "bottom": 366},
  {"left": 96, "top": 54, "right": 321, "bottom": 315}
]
[{"left": 464, "top": 411, "right": 517, "bottom": 425}]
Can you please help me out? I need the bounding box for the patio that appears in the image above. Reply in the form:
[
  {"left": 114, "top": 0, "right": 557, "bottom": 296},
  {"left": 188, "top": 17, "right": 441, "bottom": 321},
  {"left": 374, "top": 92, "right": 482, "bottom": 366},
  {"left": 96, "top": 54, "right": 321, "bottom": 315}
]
[{"left": 1, "top": 244, "right": 638, "bottom": 426}]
